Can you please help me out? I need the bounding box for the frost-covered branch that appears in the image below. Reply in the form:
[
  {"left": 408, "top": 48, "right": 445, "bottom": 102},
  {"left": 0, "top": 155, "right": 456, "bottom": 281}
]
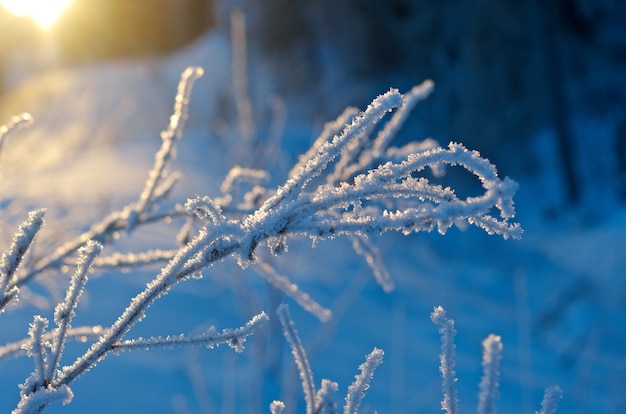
[
  {"left": 208, "top": 87, "right": 520, "bottom": 303},
  {"left": 371, "top": 81, "right": 435, "bottom": 159},
  {"left": 0, "top": 209, "right": 45, "bottom": 311},
  {"left": 8, "top": 68, "right": 203, "bottom": 291},
  {"left": 537, "top": 386, "right": 563, "bottom": 414},
  {"left": 111, "top": 311, "right": 268, "bottom": 353},
  {"left": 46, "top": 242, "right": 102, "bottom": 383},
  {"left": 478, "top": 334, "right": 503, "bottom": 414},
  {"left": 344, "top": 348, "right": 384, "bottom": 414},
  {"left": 277, "top": 303, "right": 317, "bottom": 414},
  {"left": 331, "top": 80, "right": 434, "bottom": 183},
  {"left": 90, "top": 249, "right": 178, "bottom": 270},
  {"left": 53, "top": 230, "right": 227, "bottom": 387},
  {"left": 15, "top": 234, "right": 266, "bottom": 412},
  {"left": 431, "top": 306, "right": 459, "bottom": 414},
  {"left": 11, "top": 188, "right": 182, "bottom": 290},
  {"left": 428, "top": 309, "right": 561, "bottom": 414},
  {"left": 216, "top": 166, "right": 270, "bottom": 209},
  {"left": 24, "top": 316, "right": 49, "bottom": 393},
  {"left": 254, "top": 89, "right": 403, "bottom": 219},
  {"left": 316, "top": 379, "right": 339, "bottom": 414},
  {"left": 127, "top": 66, "right": 204, "bottom": 231},
  {"left": 348, "top": 235, "right": 393, "bottom": 293},
  {"left": 13, "top": 385, "right": 73, "bottom": 414},
  {"left": 15, "top": 242, "right": 101, "bottom": 413},
  {"left": 0, "top": 326, "right": 104, "bottom": 360},
  {"left": 288, "top": 106, "right": 359, "bottom": 180},
  {"left": 276, "top": 305, "right": 384, "bottom": 414},
  {"left": 273, "top": 305, "right": 559, "bottom": 414},
  {"left": 256, "top": 261, "right": 331, "bottom": 322}
]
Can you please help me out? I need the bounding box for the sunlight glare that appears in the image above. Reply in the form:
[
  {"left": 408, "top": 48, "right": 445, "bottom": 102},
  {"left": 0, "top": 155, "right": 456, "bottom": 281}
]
[{"left": 1, "top": 0, "right": 72, "bottom": 29}]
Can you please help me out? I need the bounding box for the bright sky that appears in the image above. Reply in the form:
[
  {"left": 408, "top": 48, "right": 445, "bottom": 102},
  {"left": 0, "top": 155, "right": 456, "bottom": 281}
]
[{"left": 0, "top": 0, "right": 72, "bottom": 29}]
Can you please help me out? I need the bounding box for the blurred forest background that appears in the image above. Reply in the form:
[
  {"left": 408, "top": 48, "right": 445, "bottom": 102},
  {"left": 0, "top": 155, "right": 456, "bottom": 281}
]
[
  {"left": 1, "top": 0, "right": 626, "bottom": 213},
  {"left": 1, "top": 1, "right": 625, "bottom": 412}
]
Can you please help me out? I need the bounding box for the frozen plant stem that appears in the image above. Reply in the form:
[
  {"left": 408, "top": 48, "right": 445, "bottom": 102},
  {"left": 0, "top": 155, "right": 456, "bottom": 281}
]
[
  {"left": 253, "top": 89, "right": 403, "bottom": 218},
  {"left": 16, "top": 242, "right": 101, "bottom": 414},
  {"left": 26, "top": 316, "right": 48, "bottom": 391},
  {"left": 344, "top": 348, "right": 384, "bottom": 414},
  {"left": 428, "top": 310, "right": 561, "bottom": 414},
  {"left": 371, "top": 80, "right": 434, "bottom": 158},
  {"left": 316, "top": 379, "right": 339, "bottom": 414},
  {"left": 110, "top": 312, "right": 268, "bottom": 353},
  {"left": 537, "top": 386, "right": 563, "bottom": 414},
  {"left": 128, "top": 66, "right": 204, "bottom": 231},
  {"left": 478, "top": 334, "right": 503, "bottom": 414},
  {"left": 275, "top": 306, "right": 384, "bottom": 413},
  {"left": 277, "top": 304, "right": 317, "bottom": 414},
  {"left": 255, "top": 260, "right": 332, "bottom": 322},
  {"left": 431, "top": 306, "right": 459, "bottom": 414},
  {"left": 46, "top": 241, "right": 102, "bottom": 383},
  {"left": 0, "top": 326, "right": 104, "bottom": 360},
  {"left": 0, "top": 209, "right": 45, "bottom": 311}
]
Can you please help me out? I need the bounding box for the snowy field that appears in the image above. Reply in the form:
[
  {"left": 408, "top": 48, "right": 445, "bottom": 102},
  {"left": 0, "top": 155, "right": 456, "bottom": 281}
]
[{"left": 1, "top": 29, "right": 624, "bottom": 414}]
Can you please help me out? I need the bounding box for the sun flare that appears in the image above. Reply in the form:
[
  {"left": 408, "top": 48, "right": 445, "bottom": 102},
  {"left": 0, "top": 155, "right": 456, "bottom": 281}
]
[{"left": 1, "top": 0, "right": 72, "bottom": 29}]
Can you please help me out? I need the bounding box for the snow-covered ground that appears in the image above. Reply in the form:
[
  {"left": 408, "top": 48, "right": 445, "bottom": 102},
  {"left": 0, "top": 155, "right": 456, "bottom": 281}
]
[{"left": 0, "top": 29, "right": 624, "bottom": 414}]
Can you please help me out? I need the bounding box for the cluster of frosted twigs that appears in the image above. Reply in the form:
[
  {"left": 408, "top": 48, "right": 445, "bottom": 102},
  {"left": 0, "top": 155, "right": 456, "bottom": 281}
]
[{"left": 0, "top": 62, "right": 533, "bottom": 413}]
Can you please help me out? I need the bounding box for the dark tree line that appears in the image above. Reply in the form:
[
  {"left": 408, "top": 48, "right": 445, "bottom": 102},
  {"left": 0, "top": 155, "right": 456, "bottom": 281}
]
[{"left": 248, "top": 0, "right": 626, "bottom": 207}]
